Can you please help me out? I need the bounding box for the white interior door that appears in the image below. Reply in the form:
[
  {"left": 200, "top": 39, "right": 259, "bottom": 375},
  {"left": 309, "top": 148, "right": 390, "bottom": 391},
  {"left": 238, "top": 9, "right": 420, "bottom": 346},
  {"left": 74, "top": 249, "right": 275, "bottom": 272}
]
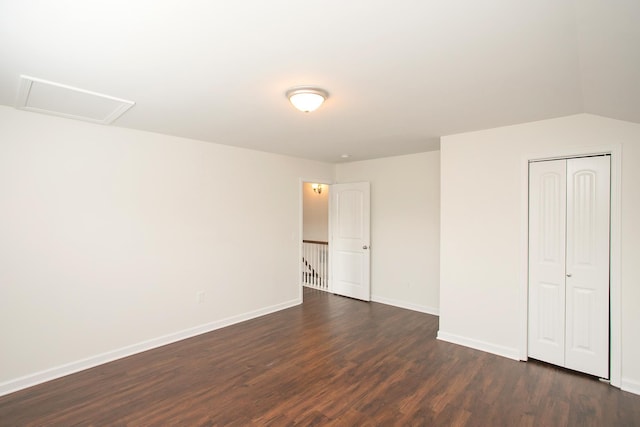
[
  {"left": 528, "top": 159, "right": 567, "bottom": 367},
  {"left": 528, "top": 156, "right": 610, "bottom": 378},
  {"left": 329, "top": 182, "right": 370, "bottom": 301},
  {"left": 564, "top": 156, "right": 610, "bottom": 377}
]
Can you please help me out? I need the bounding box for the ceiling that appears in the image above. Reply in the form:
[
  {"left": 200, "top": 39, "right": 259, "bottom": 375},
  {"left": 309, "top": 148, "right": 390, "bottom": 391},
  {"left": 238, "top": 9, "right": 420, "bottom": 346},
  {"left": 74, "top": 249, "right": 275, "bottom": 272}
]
[{"left": 0, "top": 1, "right": 638, "bottom": 163}]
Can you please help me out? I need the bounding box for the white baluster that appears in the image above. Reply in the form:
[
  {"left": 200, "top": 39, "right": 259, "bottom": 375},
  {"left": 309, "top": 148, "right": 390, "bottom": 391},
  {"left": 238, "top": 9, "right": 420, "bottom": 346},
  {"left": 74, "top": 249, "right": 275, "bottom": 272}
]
[{"left": 313, "top": 244, "right": 318, "bottom": 287}]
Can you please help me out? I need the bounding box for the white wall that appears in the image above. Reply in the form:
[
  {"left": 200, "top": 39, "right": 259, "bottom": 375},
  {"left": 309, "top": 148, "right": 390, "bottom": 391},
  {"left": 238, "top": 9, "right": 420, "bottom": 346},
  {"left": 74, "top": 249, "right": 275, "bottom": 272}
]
[
  {"left": 336, "top": 151, "right": 440, "bottom": 314},
  {"left": 302, "top": 182, "right": 328, "bottom": 242},
  {"left": 439, "top": 113, "right": 640, "bottom": 394},
  {"left": 0, "top": 106, "right": 334, "bottom": 393}
]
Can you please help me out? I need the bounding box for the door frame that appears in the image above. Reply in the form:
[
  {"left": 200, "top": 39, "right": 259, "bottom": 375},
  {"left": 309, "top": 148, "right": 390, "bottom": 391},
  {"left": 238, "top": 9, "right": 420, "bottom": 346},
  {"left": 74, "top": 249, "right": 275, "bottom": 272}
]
[
  {"left": 298, "top": 177, "right": 333, "bottom": 302},
  {"left": 519, "top": 144, "right": 621, "bottom": 387}
]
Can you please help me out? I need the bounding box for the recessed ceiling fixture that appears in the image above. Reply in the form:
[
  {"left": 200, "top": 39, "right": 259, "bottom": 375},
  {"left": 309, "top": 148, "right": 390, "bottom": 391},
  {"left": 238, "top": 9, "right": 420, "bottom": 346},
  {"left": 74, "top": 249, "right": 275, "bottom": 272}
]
[
  {"left": 286, "top": 86, "right": 329, "bottom": 113},
  {"left": 341, "top": 154, "right": 351, "bottom": 159}
]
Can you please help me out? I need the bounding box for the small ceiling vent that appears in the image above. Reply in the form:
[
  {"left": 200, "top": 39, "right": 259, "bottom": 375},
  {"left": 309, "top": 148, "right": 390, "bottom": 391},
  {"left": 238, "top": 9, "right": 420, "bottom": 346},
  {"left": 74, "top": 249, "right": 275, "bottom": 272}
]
[{"left": 16, "top": 75, "right": 135, "bottom": 124}]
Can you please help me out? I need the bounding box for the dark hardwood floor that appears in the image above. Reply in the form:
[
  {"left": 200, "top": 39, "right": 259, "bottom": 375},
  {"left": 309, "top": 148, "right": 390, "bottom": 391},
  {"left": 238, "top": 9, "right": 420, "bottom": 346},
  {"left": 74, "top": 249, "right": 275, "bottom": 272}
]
[{"left": 1, "top": 288, "right": 639, "bottom": 426}]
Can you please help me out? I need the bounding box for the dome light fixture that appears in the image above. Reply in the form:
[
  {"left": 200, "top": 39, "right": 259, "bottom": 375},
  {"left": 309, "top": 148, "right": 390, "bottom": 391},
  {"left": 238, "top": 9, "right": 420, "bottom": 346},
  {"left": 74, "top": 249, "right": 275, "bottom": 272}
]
[{"left": 286, "top": 86, "right": 329, "bottom": 113}]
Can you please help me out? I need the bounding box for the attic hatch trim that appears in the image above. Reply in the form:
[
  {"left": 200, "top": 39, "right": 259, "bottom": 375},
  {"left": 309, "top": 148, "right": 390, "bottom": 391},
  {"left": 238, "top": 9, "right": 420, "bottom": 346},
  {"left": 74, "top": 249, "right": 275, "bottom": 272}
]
[{"left": 16, "top": 75, "right": 135, "bottom": 125}]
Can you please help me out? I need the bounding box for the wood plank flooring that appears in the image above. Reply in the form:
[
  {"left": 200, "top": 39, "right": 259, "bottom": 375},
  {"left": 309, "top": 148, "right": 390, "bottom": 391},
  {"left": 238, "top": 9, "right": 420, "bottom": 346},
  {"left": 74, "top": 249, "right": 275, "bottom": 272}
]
[{"left": 1, "top": 288, "right": 639, "bottom": 426}]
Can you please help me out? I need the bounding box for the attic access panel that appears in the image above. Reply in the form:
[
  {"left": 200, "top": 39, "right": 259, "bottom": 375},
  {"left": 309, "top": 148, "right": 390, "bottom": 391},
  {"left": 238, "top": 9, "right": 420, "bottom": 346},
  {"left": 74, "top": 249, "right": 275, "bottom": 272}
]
[{"left": 16, "top": 75, "right": 135, "bottom": 124}]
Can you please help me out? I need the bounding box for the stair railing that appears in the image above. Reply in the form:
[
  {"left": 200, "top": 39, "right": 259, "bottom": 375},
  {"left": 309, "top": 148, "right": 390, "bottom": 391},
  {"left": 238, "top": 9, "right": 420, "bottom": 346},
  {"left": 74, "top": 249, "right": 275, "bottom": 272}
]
[{"left": 302, "top": 240, "right": 329, "bottom": 291}]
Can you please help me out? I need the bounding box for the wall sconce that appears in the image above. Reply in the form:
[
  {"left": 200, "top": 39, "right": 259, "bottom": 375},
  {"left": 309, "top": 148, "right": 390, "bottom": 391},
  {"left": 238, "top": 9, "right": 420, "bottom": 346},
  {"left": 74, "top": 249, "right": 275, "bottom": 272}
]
[{"left": 311, "top": 183, "right": 323, "bottom": 194}]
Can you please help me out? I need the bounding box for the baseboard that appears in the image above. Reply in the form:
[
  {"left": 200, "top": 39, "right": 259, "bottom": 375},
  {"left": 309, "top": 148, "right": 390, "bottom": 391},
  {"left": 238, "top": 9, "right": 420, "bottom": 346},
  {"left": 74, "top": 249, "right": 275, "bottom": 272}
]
[
  {"left": 0, "top": 298, "right": 301, "bottom": 397},
  {"left": 621, "top": 378, "right": 640, "bottom": 396},
  {"left": 371, "top": 295, "right": 439, "bottom": 316},
  {"left": 437, "top": 330, "right": 520, "bottom": 361}
]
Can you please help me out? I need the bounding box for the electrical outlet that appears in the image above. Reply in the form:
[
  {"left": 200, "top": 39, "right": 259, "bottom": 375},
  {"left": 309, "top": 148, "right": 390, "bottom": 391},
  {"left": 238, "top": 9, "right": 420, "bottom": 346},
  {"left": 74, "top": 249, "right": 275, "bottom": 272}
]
[{"left": 197, "top": 291, "right": 205, "bottom": 304}]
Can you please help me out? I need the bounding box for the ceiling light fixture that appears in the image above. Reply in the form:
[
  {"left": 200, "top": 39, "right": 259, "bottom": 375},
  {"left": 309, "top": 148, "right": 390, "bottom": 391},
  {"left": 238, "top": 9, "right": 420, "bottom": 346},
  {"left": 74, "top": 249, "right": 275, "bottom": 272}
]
[{"left": 286, "top": 86, "right": 329, "bottom": 113}]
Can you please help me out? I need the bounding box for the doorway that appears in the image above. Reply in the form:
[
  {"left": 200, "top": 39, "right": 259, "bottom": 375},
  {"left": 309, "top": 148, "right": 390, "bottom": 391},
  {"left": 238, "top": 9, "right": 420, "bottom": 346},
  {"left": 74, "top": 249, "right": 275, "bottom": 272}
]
[
  {"left": 299, "top": 180, "right": 372, "bottom": 302},
  {"left": 301, "top": 182, "right": 329, "bottom": 292}
]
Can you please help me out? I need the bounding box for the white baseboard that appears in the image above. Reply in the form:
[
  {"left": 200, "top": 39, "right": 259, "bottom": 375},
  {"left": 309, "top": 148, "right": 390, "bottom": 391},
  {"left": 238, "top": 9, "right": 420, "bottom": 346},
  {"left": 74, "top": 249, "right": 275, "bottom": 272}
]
[
  {"left": 0, "top": 298, "right": 301, "bottom": 397},
  {"left": 437, "top": 330, "right": 520, "bottom": 361},
  {"left": 371, "top": 295, "right": 439, "bottom": 316},
  {"left": 621, "top": 378, "right": 640, "bottom": 396}
]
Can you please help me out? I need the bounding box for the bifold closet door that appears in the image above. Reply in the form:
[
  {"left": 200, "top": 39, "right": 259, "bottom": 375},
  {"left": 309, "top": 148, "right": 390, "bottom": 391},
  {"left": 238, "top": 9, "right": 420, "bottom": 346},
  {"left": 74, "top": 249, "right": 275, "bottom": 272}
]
[
  {"left": 528, "top": 156, "right": 610, "bottom": 378},
  {"left": 529, "top": 159, "right": 567, "bottom": 368},
  {"left": 564, "top": 156, "right": 610, "bottom": 377}
]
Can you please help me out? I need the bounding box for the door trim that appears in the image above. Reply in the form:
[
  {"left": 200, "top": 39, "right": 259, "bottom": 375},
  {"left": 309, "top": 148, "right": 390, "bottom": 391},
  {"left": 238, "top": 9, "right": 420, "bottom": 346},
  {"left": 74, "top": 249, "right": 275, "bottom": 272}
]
[{"left": 519, "top": 144, "right": 621, "bottom": 387}]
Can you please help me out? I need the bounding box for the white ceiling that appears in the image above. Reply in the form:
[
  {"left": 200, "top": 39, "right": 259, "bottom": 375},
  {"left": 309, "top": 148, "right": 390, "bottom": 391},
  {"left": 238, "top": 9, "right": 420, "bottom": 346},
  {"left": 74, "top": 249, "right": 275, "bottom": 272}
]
[{"left": 0, "top": 1, "right": 638, "bottom": 163}]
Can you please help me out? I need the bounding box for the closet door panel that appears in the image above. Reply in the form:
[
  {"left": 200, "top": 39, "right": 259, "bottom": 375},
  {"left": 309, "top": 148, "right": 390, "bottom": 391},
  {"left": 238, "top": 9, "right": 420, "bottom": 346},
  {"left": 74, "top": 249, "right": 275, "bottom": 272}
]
[
  {"left": 528, "top": 160, "right": 566, "bottom": 366},
  {"left": 565, "top": 156, "right": 610, "bottom": 378}
]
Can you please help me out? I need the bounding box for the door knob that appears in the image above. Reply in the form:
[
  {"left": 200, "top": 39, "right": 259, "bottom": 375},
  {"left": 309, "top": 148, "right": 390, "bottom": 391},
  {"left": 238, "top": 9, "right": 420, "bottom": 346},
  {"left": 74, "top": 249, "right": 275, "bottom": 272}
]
[
  {"left": 363, "top": 245, "right": 369, "bottom": 250},
  {"left": 566, "top": 273, "right": 572, "bottom": 277}
]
